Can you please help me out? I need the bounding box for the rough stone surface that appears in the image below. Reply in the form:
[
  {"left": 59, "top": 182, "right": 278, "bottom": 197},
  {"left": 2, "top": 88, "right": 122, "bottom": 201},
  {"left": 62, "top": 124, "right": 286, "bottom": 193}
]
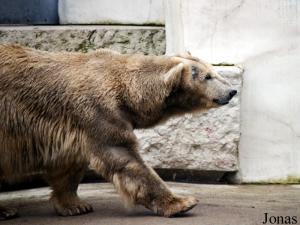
[
  {"left": 0, "top": 26, "right": 166, "bottom": 55},
  {"left": 136, "top": 66, "right": 242, "bottom": 171},
  {"left": 0, "top": 183, "right": 299, "bottom": 225}
]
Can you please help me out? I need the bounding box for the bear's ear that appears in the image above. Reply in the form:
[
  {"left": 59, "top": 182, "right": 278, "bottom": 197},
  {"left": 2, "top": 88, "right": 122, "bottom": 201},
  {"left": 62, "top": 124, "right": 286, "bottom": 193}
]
[
  {"left": 175, "top": 52, "right": 200, "bottom": 62},
  {"left": 163, "top": 63, "right": 184, "bottom": 87}
]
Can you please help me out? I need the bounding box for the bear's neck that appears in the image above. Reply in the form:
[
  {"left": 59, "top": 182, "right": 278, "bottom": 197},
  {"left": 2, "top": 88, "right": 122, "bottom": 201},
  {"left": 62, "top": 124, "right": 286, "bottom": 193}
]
[
  {"left": 163, "top": 88, "right": 203, "bottom": 118},
  {"left": 119, "top": 87, "right": 204, "bottom": 129}
]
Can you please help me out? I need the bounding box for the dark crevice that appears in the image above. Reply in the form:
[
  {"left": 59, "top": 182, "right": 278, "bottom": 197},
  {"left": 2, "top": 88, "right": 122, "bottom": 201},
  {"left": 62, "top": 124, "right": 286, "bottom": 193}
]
[{"left": 0, "top": 169, "right": 233, "bottom": 192}]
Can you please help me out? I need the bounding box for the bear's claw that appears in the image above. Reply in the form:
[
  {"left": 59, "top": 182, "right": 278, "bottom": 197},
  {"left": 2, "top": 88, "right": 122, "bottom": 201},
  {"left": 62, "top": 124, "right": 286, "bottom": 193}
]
[
  {"left": 0, "top": 207, "right": 18, "bottom": 220},
  {"left": 164, "top": 196, "right": 199, "bottom": 217}
]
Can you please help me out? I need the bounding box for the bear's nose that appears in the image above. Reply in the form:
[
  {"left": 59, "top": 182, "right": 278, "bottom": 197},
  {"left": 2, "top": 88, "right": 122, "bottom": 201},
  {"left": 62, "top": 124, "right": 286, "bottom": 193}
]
[{"left": 229, "top": 90, "right": 237, "bottom": 98}]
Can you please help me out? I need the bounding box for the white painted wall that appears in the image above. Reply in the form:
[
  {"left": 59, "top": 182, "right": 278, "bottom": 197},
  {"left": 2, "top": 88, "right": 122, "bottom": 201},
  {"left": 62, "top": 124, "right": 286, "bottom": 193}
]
[
  {"left": 165, "top": 0, "right": 300, "bottom": 182},
  {"left": 59, "top": 0, "right": 164, "bottom": 25}
]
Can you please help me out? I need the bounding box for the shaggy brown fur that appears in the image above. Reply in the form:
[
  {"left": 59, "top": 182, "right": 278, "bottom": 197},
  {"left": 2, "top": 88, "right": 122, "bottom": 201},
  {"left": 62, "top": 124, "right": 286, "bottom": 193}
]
[{"left": 0, "top": 44, "right": 236, "bottom": 219}]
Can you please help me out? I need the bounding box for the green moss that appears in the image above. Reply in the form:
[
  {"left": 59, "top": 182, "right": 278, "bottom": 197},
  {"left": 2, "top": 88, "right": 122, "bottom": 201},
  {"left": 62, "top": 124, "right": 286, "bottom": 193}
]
[
  {"left": 76, "top": 19, "right": 164, "bottom": 26},
  {"left": 35, "top": 31, "right": 46, "bottom": 38},
  {"left": 0, "top": 31, "right": 7, "bottom": 38},
  {"left": 61, "top": 38, "right": 68, "bottom": 44},
  {"left": 75, "top": 40, "right": 96, "bottom": 53},
  {"left": 248, "top": 176, "right": 300, "bottom": 184},
  {"left": 212, "top": 62, "right": 236, "bottom": 66},
  {"left": 34, "top": 43, "right": 42, "bottom": 49}
]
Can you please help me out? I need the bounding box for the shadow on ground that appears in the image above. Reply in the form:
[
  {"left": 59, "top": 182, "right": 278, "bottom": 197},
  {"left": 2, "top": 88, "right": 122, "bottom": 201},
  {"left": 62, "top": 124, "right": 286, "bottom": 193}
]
[{"left": 1, "top": 182, "right": 299, "bottom": 225}]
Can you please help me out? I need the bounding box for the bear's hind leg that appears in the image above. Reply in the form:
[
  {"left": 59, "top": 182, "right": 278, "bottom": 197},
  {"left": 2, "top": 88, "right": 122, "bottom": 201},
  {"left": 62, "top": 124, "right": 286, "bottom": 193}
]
[
  {"left": 0, "top": 206, "right": 18, "bottom": 220},
  {"left": 45, "top": 165, "right": 93, "bottom": 216}
]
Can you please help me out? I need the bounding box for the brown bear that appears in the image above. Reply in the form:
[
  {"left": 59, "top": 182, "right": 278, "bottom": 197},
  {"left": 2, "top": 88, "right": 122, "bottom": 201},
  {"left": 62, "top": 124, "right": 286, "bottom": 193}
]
[{"left": 0, "top": 44, "right": 236, "bottom": 219}]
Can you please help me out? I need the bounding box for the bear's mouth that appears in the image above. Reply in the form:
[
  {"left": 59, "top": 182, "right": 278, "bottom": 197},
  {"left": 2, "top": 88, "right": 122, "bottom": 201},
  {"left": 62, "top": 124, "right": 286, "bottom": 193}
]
[{"left": 213, "top": 98, "right": 229, "bottom": 105}]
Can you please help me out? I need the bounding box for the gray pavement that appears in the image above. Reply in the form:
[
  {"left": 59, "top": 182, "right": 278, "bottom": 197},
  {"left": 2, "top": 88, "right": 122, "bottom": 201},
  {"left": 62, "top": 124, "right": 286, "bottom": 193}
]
[{"left": 0, "top": 182, "right": 299, "bottom": 225}]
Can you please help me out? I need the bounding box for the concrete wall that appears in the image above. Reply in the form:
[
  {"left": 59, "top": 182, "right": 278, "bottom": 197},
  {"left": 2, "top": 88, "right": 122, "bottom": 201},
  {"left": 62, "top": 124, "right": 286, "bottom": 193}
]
[
  {"left": 59, "top": 0, "right": 164, "bottom": 25},
  {"left": 165, "top": 0, "right": 300, "bottom": 182}
]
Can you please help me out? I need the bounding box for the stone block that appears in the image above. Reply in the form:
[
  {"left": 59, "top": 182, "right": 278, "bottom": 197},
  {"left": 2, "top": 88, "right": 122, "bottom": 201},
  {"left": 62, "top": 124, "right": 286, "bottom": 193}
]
[{"left": 0, "top": 26, "right": 165, "bottom": 55}]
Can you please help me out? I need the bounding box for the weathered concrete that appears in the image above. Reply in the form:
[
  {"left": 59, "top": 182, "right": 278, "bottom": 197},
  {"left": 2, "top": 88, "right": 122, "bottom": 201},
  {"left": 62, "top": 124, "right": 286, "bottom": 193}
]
[
  {"left": 137, "top": 66, "right": 242, "bottom": 171},
  {"left": 0, "top": 183, "right": 299, "bottom": 225},
  {"left": 59, "top": 0, "right": 164, "bottom": 25},
  {"left": 165, "top": 0, "right": 300, "bottom": 182},
  {"left": 0, "top": 26, "right": 166, "bottom": 55}
]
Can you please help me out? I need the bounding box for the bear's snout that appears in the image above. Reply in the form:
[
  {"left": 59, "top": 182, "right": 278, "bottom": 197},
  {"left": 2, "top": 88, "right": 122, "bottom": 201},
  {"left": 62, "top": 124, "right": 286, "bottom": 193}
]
[
  {"left": 213, "top": 89, "right": 237, "bottom": 105},
  {"left": 229, "top": 90, "right": 237, "bottom": 98}
]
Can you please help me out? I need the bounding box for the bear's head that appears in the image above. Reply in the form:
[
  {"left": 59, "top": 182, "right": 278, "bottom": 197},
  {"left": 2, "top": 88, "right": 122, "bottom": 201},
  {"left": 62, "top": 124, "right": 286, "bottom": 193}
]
[{"left": 163, "top": 54, "right": 237, "bottom": 114}]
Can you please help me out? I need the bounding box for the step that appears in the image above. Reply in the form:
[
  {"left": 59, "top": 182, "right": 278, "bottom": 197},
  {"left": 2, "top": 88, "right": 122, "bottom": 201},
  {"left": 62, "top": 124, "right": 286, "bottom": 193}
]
[{"left": 0, "top": 25, "right": 166, "bottom": 55}]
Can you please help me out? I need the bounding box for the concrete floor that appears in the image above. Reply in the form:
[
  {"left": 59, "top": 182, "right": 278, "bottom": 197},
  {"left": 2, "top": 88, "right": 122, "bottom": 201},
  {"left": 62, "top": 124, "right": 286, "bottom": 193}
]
[{"left": 0, "top": 182, "right": 299, "bottom": 225}]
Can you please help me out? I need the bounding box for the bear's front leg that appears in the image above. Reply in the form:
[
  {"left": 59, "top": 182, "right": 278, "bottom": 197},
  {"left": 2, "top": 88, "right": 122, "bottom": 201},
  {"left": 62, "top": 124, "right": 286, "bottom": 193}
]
[
  {"left": 90, "top": 145, "right": 198, "bottom": 217},
  {"left": 45, "top": 165, "right": 93, "bottom": 216}
]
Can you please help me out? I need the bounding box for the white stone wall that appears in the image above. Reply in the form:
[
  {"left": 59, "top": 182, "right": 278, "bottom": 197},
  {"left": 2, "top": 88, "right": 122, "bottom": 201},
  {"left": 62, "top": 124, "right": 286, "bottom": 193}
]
[
  {"left": 165, "top": 0, "right": 300, "bottom": 182},
  {"left": 59, "top": 0, "right": 164, "bottom": 25}
]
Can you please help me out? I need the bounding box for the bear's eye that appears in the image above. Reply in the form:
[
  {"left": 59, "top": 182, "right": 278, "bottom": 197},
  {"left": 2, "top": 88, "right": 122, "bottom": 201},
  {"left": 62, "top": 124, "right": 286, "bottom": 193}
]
[
  {"left": 205, "top": 74, "right": 212, "bottom": 80},
  {"left": 191, "top": 66, "right": 199, "bottom": 80}
]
